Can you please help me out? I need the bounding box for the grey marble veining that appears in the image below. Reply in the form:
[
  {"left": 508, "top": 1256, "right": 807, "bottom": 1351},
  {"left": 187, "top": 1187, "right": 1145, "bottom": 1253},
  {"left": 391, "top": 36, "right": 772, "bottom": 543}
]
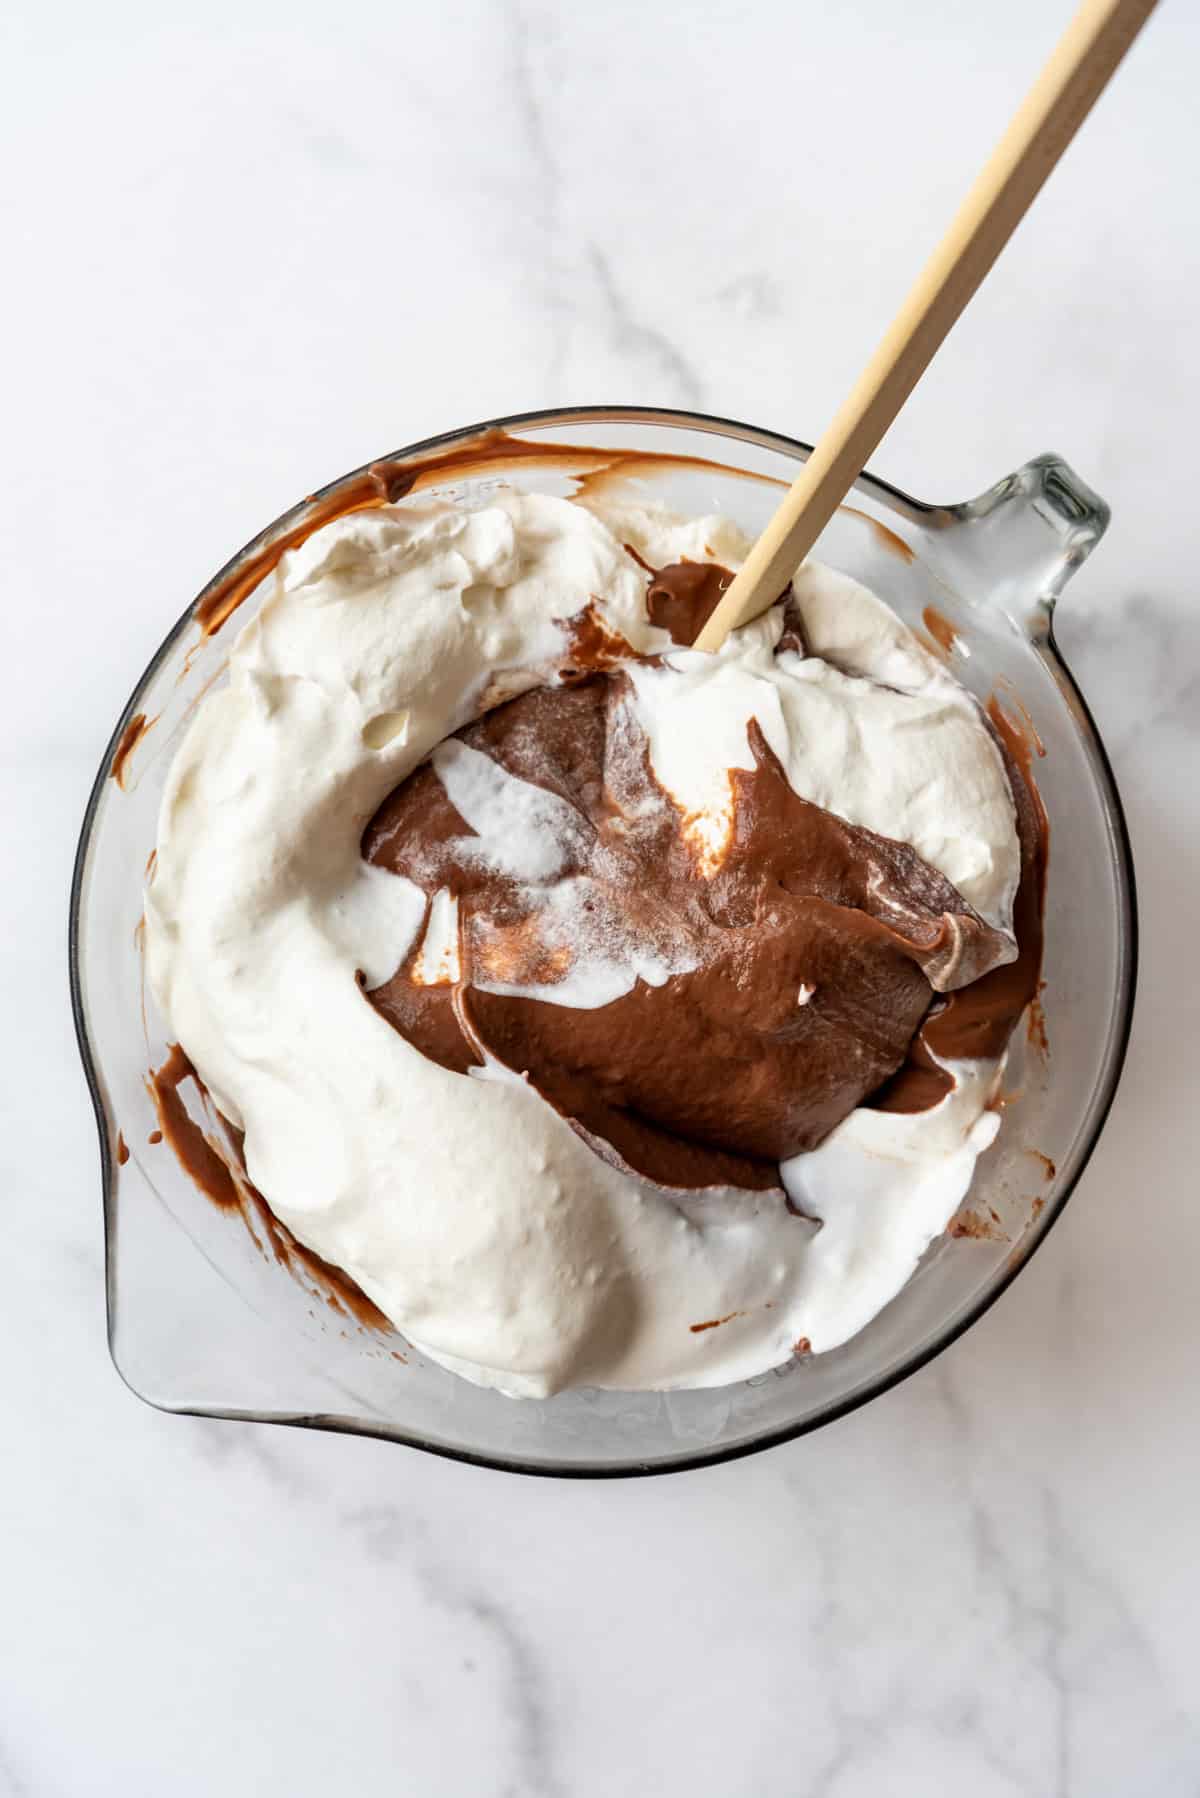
[{"left": 3, "top": 0, "right": 1199, "bottom": 1792}]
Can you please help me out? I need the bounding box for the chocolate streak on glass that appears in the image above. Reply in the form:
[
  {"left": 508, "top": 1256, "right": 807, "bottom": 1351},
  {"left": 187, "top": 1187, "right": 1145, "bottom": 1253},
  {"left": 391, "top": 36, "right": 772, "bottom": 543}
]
[
  {"left": 191, "top": 428, "right": 784, "bottom": 640},
  {"left": 145, "top": 1044, "right": 392, "bottom": 1333}
]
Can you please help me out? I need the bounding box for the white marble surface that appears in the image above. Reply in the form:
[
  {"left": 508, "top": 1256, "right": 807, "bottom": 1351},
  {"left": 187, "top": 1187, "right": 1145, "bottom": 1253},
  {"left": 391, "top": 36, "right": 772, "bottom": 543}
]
[{"left": 3, "top": 0, "right": 1198, "bottom": 1790}]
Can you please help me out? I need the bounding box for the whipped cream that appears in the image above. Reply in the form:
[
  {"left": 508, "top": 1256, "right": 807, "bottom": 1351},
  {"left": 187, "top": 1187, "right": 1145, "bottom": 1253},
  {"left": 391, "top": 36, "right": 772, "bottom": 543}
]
[{"left": 145, "top": 492, "right": 1020, "bottom": 1396}]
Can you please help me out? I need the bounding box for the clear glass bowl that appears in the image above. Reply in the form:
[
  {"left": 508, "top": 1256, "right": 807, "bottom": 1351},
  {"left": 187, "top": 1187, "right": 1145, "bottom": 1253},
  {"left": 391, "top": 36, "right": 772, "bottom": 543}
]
[{"left": 71, "top": 407, "right": 1136, "bottom": 1476}]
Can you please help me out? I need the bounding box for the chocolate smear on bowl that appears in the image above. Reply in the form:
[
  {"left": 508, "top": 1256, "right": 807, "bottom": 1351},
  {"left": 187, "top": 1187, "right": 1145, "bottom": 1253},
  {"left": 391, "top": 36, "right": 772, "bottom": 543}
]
[{"left": 145, "top": 1044, "right": 393, "bottom": 1335}]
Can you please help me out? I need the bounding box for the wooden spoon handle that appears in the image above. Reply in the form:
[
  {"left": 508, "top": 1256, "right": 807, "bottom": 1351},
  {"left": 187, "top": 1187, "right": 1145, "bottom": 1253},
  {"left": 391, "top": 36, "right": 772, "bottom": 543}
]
[{"left": 694, "top": 0, "right": 1157, "bottom": 653}]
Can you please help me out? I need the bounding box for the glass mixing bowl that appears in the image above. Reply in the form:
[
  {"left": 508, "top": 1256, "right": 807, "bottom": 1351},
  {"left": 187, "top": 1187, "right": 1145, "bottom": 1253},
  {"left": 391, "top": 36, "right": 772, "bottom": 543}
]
[{"left": 71, "top": 407, "right": 1136, "bottom": 1476}]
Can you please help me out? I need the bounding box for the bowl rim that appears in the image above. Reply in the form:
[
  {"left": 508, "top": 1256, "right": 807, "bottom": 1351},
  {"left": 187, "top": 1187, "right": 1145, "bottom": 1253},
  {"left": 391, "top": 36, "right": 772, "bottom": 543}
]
[{"left": 69, "top": 402, "right": 1139, "bottom": 1478}]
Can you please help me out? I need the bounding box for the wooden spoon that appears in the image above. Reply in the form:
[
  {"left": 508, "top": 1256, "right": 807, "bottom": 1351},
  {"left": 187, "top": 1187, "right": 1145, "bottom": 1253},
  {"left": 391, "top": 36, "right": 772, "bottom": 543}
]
[{"left": 694, "top": 0, "right": 1157, "bottom": 652}]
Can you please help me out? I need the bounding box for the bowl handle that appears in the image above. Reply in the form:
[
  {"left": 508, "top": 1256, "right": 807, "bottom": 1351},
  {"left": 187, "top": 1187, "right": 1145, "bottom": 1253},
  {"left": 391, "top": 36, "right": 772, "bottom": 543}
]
[{"left": 925, "top": 454, "right": 1110, "bottom": 638}]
